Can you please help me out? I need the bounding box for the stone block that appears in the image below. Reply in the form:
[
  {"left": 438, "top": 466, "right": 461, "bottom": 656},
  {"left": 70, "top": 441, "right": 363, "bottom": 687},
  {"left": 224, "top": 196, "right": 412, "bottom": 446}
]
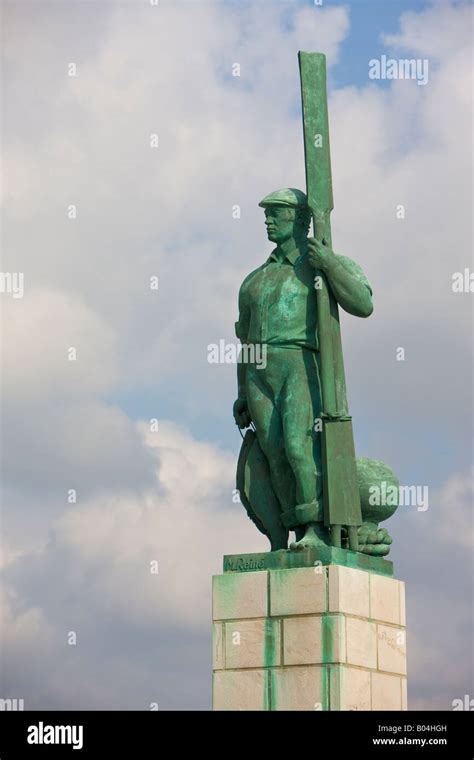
[
  {"left": 224, "top": 619, "right": 280, "bottom": 669},
  {"left": 346, "top": 616, "right": 377, "bottom": 669},
  {"left": 270, "top": 666, "right": 328, "bottom": 711},
  {"left": 330, "top": 665, "right": 371, "bottom": 711},
  {"left": 401, "top": 677, "right": 408, "bottom": 710},
  {"left": 212, "top": 571, "right": 267, "bottom": 620},
  {"left": 213, "top": 669, "right": 268, "bottom": 711},
  {"left": 212, "top": 622, "right": 224, "bottom": 670},
  {"left": 328, "top": 565, "right": 370, "bottom": 618},
  {"left": 269, "top": 567, "right": 326, "bottom": 616},
  {"left": 377, "top": 624, "right": 407, "bottom": 675},
  {"left": 399, "top": 582, "right": 406, "bottom": 627},
  {"left": 370, "top": 574, "right": 401, "bottom": 625},
  {"left": 372, "top": 672, "right": 403, "bottom": 710},
  {"left": 283, "top": 615, "right": 345, "bottom": 665}
]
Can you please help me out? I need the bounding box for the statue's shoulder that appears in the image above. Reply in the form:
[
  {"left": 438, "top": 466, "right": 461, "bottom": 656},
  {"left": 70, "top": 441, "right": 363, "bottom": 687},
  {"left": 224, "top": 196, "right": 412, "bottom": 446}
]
[
  {"left": 335, "top": 254, "right": 372, "bottom": 293},
  {"left": 239, "top": 261, "right": 267, "bottom": 290}
]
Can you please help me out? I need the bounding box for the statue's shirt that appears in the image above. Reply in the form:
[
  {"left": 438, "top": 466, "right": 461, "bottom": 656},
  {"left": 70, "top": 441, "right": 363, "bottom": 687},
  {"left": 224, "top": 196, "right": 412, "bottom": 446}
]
[{"left": 235, "top": 247, "right": 371, "bottom": 351}]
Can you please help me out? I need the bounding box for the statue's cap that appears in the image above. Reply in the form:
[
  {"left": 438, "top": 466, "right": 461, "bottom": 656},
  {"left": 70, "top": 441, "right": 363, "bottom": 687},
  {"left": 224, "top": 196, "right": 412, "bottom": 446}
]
[{"left": 258, "top": 188, "right": 308, "bottom": 209}]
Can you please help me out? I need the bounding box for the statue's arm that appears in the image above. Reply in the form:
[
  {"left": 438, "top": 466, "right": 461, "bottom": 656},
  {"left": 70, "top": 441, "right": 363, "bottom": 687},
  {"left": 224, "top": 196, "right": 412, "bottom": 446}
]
[
  {"left": 233, "top": 286, "right": 252, "bottom": 428},
  {"left": 325, "top": 254, "right": 373, "bottom": 317},
  {"left": 308, "top": 239, "right": 373, "bottom": 318},
  {"left": 237, "top": 361, "right": 247, "bottom": 401}
]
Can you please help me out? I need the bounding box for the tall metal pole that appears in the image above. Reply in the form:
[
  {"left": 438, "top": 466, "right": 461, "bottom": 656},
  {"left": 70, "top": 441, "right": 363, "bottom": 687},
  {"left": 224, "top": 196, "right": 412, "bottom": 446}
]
[{"left": 299, "top": 51, "right": 361, "bottom": 550}]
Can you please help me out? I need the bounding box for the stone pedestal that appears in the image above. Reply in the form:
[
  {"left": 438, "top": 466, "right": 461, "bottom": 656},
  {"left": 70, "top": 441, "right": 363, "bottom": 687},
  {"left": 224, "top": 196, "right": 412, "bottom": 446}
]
[{"left": 212, "top": 553, "right": 407, "bottom": 711}]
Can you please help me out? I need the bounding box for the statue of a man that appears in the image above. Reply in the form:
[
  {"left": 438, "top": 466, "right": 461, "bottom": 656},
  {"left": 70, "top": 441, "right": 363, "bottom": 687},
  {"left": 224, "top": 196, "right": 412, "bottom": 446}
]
[{"left": 233, "top": 188, "right": 373, "bottom": 551}]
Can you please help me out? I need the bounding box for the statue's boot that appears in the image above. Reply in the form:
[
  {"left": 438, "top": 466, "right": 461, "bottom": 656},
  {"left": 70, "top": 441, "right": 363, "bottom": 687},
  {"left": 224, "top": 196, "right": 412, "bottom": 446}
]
[
  {"left": 293, "top": 526, "right": 305, "bottom": 542},
  {"left": 290, "top": 522, "right": 330, "bottom": 551}
]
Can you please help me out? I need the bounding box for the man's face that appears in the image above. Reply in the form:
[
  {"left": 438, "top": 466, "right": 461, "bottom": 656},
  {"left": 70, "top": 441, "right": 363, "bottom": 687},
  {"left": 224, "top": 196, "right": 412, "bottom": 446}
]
[{"left": 264, "top": 206, "right": 296, "bottom": 243}]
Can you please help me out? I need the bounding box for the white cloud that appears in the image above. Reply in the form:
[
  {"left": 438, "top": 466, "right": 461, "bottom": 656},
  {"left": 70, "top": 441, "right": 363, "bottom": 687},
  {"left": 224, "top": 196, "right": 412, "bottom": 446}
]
[
  {"left": 2, "top": 289, "right": 118, "bottom": 402},
  {"left": 1, "top": 420, "right": 264, "bottom": 707},
  {"left": 1, "top": 289, "right": 156, "bottom": 505},
  {"left": 382, "top": 1, "right": 472, "bottom": 60}
]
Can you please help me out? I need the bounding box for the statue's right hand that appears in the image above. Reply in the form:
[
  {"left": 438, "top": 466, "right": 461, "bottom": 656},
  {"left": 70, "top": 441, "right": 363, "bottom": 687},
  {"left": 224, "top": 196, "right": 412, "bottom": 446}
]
[{"left": 233, "top": 398, "right": 252, "bottom": 429}]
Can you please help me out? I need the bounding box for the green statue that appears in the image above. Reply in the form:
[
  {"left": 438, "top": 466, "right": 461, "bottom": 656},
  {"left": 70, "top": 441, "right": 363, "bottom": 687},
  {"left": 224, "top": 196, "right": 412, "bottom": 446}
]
[{"left": 233, "top": 53, "right": 399, "bottom": 556}]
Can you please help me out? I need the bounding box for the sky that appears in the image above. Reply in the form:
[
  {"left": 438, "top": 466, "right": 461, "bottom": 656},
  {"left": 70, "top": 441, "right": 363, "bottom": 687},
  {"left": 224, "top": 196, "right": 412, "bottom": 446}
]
[{"left": 0, "top": 0, "right": 472, "bottom": 710}]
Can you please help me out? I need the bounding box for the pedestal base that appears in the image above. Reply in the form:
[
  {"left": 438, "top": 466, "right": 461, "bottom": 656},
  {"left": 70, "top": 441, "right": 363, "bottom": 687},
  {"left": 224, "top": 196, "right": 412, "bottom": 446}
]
[
  {"left": 223, "top": 546, "right": 393, "bottom": 576},
  {"left": 212, "top": 557, "right": 407, "bottom": 711}
]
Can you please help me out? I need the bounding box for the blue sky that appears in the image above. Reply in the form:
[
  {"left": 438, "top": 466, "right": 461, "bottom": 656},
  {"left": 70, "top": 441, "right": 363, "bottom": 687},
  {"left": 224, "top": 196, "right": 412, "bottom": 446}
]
[{"left": 331, "top": 0, "right": 434, "bottom": 87}]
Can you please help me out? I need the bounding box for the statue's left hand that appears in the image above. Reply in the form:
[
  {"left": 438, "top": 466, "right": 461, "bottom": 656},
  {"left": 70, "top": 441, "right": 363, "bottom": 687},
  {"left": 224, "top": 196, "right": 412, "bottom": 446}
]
[
  {"left": 307, "top": 237, "right": 335, "bottom": 271},
  {"left": 233, "top": 397, "right": 252, "bottom": 429}
]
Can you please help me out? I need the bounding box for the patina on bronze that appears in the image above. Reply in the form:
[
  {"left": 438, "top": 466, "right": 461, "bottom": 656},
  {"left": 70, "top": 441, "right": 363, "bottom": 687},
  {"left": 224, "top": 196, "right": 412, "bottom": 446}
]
[{"left": 233, "top": 52, "right": 399, "bottom": 556}]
